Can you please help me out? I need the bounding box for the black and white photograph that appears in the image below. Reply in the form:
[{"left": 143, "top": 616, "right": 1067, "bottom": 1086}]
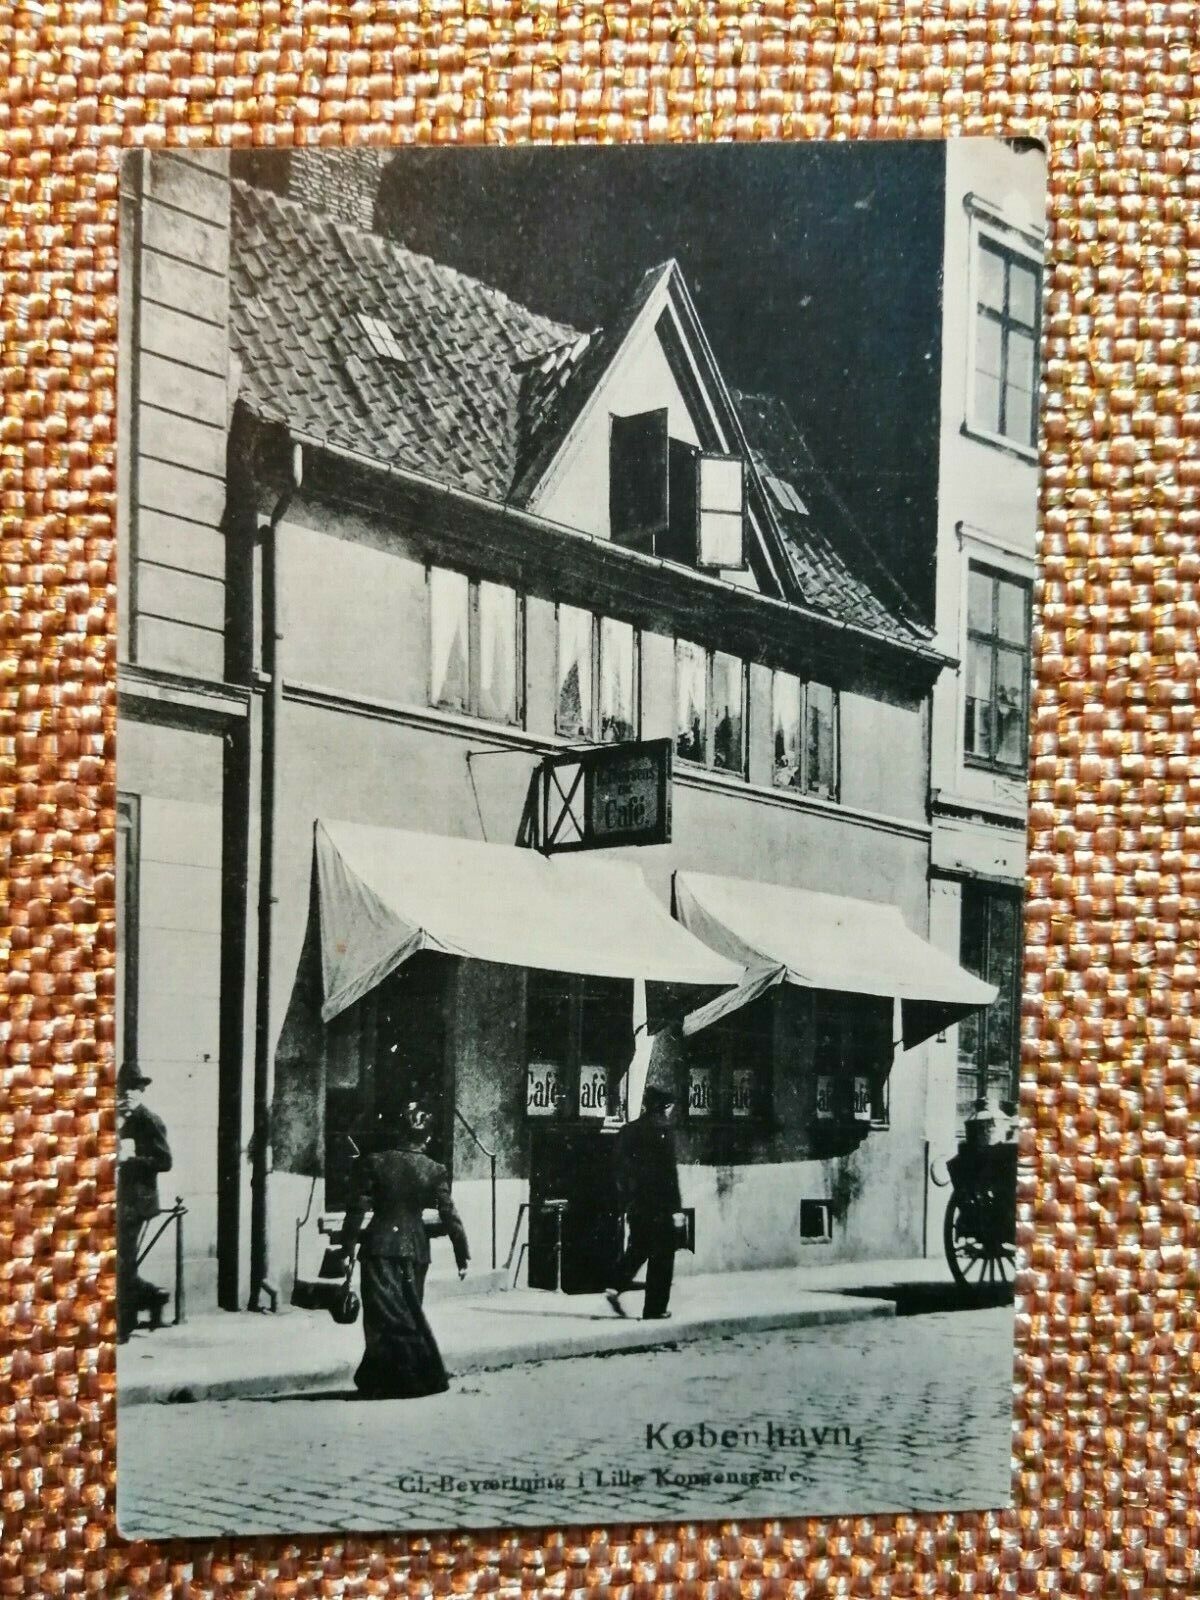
[{"left": 115, "top": 138, "right": 1044, "bottom": 1539}]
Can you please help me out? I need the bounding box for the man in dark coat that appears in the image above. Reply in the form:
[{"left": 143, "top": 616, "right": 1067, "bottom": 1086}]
[
  {"left": 605, "top": 1082, "right": 683, "bottom": 1321},
  {"left": 117, "top": 1061, "right": 173, "bottom": 1341}
]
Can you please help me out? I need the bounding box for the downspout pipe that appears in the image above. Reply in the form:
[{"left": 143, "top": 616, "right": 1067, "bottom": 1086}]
[{"left": 249, "top": 439, "right": 303, "bottom": 1312}]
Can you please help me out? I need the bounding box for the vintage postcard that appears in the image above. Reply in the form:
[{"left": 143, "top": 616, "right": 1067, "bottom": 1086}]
[{"left": 115, "top": 140, "right": 1044, "bottom": 1537}]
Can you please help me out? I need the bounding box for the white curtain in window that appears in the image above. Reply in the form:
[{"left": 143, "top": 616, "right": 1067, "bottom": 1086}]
[
  {"left": 477, "top": 580, "right": 520, "bottom": 724},
  {"left": 771, "top": 671, "right": 802, "bottom": 788},
  {"left": 599, "top": 617, "right": 635, "bottom": 743},
  {"left": 675, "top": 639, "right": 707, "bottom": 763},
  {"left": 556, "top": 604, "right": 593, "bottom": 739},
  {"left": 711, "top": 650, "right": 744, "bottom": 773},
  {"left": 429, "top": 567, "right": 470, "bottom": 712}
]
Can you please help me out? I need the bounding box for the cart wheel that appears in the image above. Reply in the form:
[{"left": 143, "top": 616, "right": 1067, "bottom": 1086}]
[{"left": 943, "top": 1190, "right": 1016, "bottom": 1289}]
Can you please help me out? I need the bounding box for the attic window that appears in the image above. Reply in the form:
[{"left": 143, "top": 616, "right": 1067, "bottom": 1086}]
[
  {"left": 357, "top": 312, "right": 405, "bottom": 361},
  {"left": 765, "top": 472, "right": 808, "bottom": 518},
  {"left": 610, "top": 410, "right": 746, "bottom": 572}
]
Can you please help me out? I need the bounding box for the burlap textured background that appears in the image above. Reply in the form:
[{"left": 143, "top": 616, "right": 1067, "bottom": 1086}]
[{"left": 2, "top": 1, "right": 1198, "bottom": 1594}]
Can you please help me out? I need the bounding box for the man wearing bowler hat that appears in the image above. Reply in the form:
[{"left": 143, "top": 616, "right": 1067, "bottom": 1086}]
[
  {"left": 605, "top": 1067, "right": 684, "bottom": 1322},
  {"left": 117, "top": 1061, "right": 173, "bottom": 1341}
]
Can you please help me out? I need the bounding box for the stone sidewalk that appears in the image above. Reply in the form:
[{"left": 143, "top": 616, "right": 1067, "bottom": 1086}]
[{"left": 115, "top": 1260, "right": 952, "bottom": 1407}]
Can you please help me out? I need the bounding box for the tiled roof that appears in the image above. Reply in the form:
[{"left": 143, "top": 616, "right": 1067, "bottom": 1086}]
[
  {"left": 230, "top": 183, "right": 929, "bottom": 653},
  {"left": 230, "top": 181, "right": 587, "bottom": 500},
  {"left": 732, "top": 391, "right": 932, "bottom": 649}
]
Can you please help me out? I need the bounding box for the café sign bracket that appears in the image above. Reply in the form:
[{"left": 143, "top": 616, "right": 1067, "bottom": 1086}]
[{"left": 536, "top": 738, "right": 673, "bottom": 854}]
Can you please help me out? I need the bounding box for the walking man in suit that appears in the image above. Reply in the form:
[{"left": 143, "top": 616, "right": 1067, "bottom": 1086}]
[
  {"left": 117, "top": 1061, "right": 173, "bottom": 1342},
  {"left": 605, "top": 1082, "right": 683, "bottom": 1321}
]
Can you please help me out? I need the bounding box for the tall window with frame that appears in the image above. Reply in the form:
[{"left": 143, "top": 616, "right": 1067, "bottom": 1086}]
[
  {"left": 972, "top": 234, "right": 1041, "bottom": 451},
  {"left": 555, "top": 606, "right": 639, "bottom": 744},
  {"left": 964, "top": 563, "right": 1031, "bottom": 773},
  {"left": 772, "top": 671, "right": 839, "bottom": 799},
  {"left": 957, "top": 884, "right": 1023, "bottom": 1129},
  {"left": 429, "top": 567, "right": 523, "bottom": 727},
  {"left": 674, "top": 640, "right": 746, "bottom": 776}
]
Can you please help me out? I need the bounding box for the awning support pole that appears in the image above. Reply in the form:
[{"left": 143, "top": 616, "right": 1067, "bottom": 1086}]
[{"left": 454, "top": 1106, "right": 498, "bottom": 1270}]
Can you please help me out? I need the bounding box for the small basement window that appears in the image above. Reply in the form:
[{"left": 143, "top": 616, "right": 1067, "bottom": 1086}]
[{"left": 799, "top": 1200, "right": 833, "bottom": 1243}]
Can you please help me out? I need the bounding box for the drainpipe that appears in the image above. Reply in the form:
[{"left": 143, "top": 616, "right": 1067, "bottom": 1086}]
[{"left": 249, "top": 439, "right": 303, "bottom": 1312}]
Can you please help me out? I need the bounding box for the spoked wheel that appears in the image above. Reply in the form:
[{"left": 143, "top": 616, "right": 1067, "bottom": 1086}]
[{"left": 943, "top": 1190, "right": 1017, "bottom": 1290}]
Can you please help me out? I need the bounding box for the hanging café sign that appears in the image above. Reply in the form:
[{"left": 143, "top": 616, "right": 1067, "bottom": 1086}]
[{"left": 538, "top": 738, "right": 673, "bottom": 853}]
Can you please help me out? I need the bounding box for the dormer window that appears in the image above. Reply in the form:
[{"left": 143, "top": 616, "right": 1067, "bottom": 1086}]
[{"left": 609, "top": 409, "right": 746, "bottom": 571}]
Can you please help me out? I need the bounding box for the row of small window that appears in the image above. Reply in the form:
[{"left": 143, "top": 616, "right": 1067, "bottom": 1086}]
[{"left": 428, "top": 566, "right": 840, "bottom": 796}]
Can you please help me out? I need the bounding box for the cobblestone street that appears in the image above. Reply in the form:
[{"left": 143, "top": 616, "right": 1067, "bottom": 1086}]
[{"left": 119, "top": 1305, "right": 1014, "bottom": 1538}]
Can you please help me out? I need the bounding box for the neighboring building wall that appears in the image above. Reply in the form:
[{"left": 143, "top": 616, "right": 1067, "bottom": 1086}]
[
  {"left": 117, "top": 152, "right": 242, "bottom": 1309},
  {"left": 119, "top": 151, "right": 231, "bottom": 679},
  {"left": 118, "top": 716, "right": 227, "bottom": 1308},
  {"left": 926, "top": 139, "right": 1044, "bottom": 1245},
  {"left": 286, "top": 148, "right": 387, "bottom": 231}
]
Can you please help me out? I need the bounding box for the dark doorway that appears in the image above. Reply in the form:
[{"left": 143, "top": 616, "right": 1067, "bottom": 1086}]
[
  {"left": 323, "top": 955, "right": 452, "bottom": 1209},
  {"left": 523, "top": 971, "right": 633, "bottom": 1293},
  {"left": 527, "top": 1123, "right": 623, "bottom": 1293}
]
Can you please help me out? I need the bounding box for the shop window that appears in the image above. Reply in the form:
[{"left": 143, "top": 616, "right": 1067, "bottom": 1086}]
[
  {"left": 964, "top": 563, "right": 1030, "bottom": 774},
  {"left": 611, "top": 409, "right": 745, "bottom": 570},
  {"left": 429, "top": 566, "right": 524, "bottom": 726},
  {"left": 675, "top": 640, "right": 747, "bottom": 776},
  {"left": 682, "top": 1006, "right": 772, "bottom": 1125},
  {"left": 772, "top": 671, "right": 839, "bottom": 799},
  {"left": 525, "top": 972, "right": 632, "bottom": 1121},
  {"left": 555, "top": 607, "right": 639, "bottom": 744},
  {"left": 957, "top": 883, "right": 1023, "bottom": 1129},
  {"left": 971, "top": 235, "right": 1040, "bottom": 450},
  {"left": 812, "top": 994, "right": 893, "bottom": 1128}
]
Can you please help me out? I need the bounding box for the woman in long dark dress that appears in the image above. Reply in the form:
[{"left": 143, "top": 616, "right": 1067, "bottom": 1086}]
[{"left": 340, "top": 1104, "right": 470, "bottom": 1399}]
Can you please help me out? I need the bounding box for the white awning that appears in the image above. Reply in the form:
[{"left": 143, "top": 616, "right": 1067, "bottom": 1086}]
[
  {"left": 674, "top": 870, "right": 998, "bottom": 1049},
  {"left": 315, "top": 821, "right": 743, "bottom": 1023}
]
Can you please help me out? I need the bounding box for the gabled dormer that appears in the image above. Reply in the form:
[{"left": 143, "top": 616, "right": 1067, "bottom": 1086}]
[{"left": 517, "top": 261, "right": 794, "bottom": 602}]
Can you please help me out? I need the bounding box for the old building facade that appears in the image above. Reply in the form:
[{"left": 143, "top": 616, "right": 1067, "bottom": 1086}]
[
  {"left": 925, "top": 139, "right": 1043, "bottom": 1233},
  {"left": 117, "top": 149, "right": 997, "bottom": 1312}
]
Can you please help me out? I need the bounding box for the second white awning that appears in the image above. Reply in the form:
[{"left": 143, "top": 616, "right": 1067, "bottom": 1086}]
[
  {"left": 675, "top": 869, "right": 997, "bottom": 1049},
  {"left": 316, "top": 820, "right": 743, "bottom": 1022}
]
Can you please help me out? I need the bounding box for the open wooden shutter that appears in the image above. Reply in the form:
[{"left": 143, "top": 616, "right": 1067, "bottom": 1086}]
[
  {"left": 697, "top": 454, "right": 746, "bottom": 569},
  {"left": 610, "top": 409, "right": 669, "bottom": 554}
]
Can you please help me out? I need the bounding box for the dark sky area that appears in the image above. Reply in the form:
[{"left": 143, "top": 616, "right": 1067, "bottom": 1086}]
[{"left": 374, "top": 144, "right": 945, "bottom": 619}]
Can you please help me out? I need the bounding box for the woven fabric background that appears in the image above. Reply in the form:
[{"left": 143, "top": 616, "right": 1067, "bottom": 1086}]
[{"left": 2, "top": 1, "right": 1198, "bottom": 1595}]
